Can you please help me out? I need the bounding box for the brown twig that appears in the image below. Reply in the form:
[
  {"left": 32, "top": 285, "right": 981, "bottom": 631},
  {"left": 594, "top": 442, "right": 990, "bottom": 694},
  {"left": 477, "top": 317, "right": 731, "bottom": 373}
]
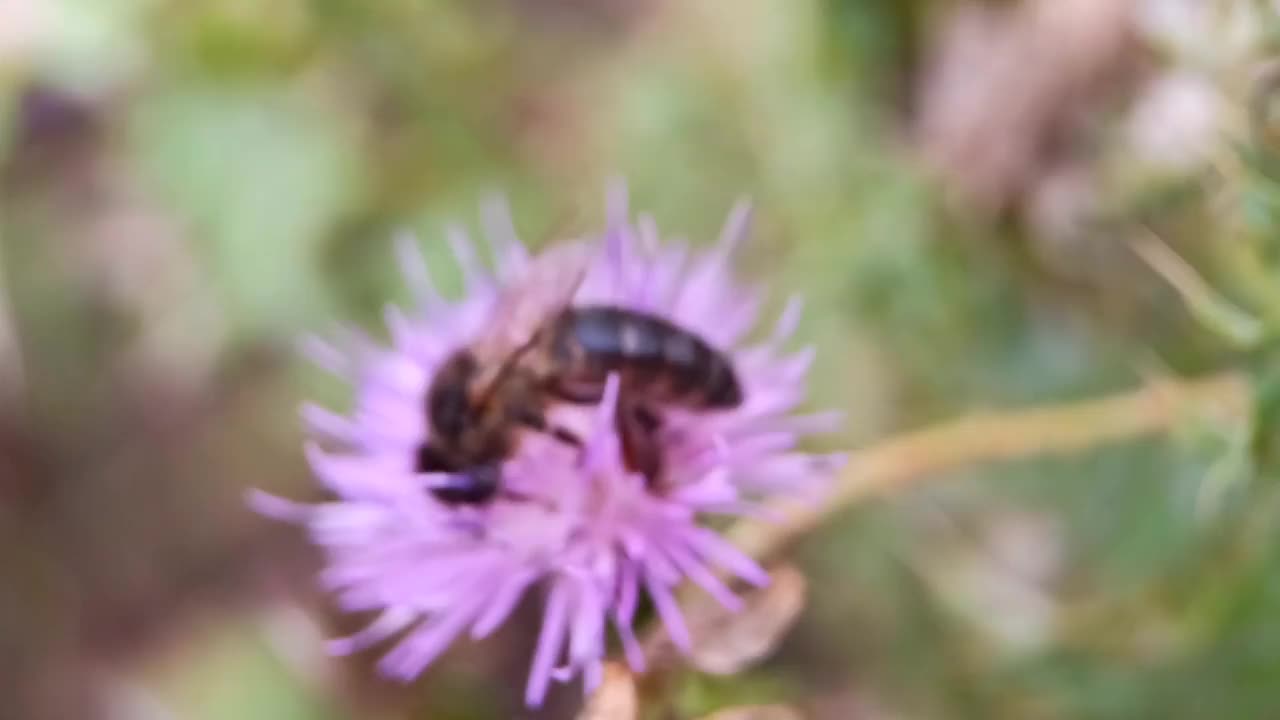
[{"left": 727, "top": 371, "right": 1251, "bottom": 562}]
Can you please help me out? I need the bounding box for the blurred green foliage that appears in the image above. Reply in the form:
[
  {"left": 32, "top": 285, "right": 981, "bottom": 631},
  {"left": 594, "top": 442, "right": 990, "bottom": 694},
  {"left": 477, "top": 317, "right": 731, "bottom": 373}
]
[{"left": 5, "top": 1, "right": 1280, "bottom": 719}]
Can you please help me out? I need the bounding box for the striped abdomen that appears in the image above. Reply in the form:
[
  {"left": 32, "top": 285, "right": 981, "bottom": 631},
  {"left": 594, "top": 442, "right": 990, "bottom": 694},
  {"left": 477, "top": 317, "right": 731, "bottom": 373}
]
[{"left": 545, "top": 305, "right": 742, "bottom": 409}]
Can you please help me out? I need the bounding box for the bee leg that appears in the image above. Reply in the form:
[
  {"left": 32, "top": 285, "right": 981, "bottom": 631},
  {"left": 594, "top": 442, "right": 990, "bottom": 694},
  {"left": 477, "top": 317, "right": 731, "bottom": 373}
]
[
  {"left": 616, "top": 396, "right": 663, "bottom": 489},
  {"left": 513, "top": 408, "right": 583, "bottom": 449},
  {"left": 549, "top": 379, "right": 604, "bottom": 405},
  {"left": 632, "top": 404, "right": 661, "bottom": 433},
  {"left": 549, "top": 426, "right": 583, "bottom": 448},
  {"left": 415, "top": 444, "right": 453, "bottom": 473},
  {"left": 426, "top": 463, "right": 503, "bottom": 505}
]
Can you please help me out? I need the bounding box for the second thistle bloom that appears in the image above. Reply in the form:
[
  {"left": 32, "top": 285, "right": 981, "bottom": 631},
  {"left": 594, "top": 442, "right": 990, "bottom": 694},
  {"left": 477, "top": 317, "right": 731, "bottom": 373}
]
[{"left": 252, "top": 188, "right": 842, "bottom": 706}]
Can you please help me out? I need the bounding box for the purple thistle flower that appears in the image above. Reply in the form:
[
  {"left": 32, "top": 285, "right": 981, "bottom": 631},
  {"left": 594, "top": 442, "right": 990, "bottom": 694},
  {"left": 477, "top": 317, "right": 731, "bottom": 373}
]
[{"left": 250, "top": 185, "right": 842, "bottom": 706}]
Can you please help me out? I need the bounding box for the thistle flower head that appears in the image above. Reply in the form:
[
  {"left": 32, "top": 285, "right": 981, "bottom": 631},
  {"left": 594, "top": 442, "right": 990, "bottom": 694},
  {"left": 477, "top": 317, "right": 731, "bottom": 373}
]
[{"left": 251, "top": 186, "right": 842, "bottom": 706}]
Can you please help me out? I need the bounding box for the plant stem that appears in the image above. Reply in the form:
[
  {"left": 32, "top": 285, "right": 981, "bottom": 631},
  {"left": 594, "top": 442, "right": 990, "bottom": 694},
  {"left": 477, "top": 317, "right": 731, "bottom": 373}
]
[{"left": 728, "top": 372, "right": 1251, "bottom": 562}]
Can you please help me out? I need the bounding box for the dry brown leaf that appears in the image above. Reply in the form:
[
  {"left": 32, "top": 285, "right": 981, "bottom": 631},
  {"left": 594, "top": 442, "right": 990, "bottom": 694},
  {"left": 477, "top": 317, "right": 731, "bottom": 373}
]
[
  {"left": 696, "top": 704, "right": 805, "bottom": 720},
  {"left": 576, "top": 662, "right": 638, "bottom": 720},
  {"left": 686, "top": 564, "right": 808, "bottom": 676}
]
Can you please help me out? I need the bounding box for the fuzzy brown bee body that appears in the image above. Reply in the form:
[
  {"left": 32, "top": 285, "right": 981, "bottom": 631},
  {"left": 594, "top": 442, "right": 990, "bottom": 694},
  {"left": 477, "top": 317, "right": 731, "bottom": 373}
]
[{"left": 414, "top": 245, "right": 742, "bottom": 505}]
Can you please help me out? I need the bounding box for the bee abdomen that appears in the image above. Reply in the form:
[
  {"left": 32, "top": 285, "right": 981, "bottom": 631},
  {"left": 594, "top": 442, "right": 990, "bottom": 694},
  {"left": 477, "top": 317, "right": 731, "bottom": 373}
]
[{"left": 559, "top": 306, "right": 742, "bottom": 409}]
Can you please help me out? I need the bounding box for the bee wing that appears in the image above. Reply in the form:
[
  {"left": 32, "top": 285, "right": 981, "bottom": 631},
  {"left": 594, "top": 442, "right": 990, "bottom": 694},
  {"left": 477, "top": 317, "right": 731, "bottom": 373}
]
[{"left": 469, "top": 240, "right": 593, "bottom": 362}]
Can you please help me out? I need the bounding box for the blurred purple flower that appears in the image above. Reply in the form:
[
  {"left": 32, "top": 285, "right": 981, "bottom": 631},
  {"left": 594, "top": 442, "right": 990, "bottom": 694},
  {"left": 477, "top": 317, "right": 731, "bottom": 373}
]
[{"left": 250, "top": 186, "right": 842, "bottom": 706}]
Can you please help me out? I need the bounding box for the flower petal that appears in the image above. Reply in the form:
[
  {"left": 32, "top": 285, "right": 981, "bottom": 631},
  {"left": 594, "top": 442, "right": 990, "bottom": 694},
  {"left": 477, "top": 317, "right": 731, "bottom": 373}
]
[
  {"left": 527, "top": 582, "right": 571, "bottom": 706},
  {"left": 472, "top": 569, "right": 538, "bottom": 639},
  {"left": 644, "top": 566, "right": 692, "bottom": 653}
]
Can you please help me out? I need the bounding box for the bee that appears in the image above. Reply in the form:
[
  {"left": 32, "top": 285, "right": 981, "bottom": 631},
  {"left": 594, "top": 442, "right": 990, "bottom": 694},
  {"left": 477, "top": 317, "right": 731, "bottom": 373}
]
[
  {"left": 414, "top": 242, "right": 594, "bottom": 505},
  {"left": 540, "top": 305, "right": 742, "bottom": 485},
  {"left": 415, "top": 244, "right": 744, "bottom": 505}
]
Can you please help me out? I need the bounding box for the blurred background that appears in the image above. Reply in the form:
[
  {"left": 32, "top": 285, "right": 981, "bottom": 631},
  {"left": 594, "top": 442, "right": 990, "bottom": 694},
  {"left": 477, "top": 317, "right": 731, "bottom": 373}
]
[{"left": 3, "top": 0, "right": 1280, "bottom": 718}]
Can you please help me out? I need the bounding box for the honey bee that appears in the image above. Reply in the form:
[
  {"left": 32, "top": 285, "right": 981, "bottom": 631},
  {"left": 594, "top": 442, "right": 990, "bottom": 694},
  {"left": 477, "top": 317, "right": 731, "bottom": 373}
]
[
  {"left": 416, "top": 244, "right": 743, "bottom": 505},
  {"left": 541, "top": 305, "right": 742, "bottom": 485}
]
